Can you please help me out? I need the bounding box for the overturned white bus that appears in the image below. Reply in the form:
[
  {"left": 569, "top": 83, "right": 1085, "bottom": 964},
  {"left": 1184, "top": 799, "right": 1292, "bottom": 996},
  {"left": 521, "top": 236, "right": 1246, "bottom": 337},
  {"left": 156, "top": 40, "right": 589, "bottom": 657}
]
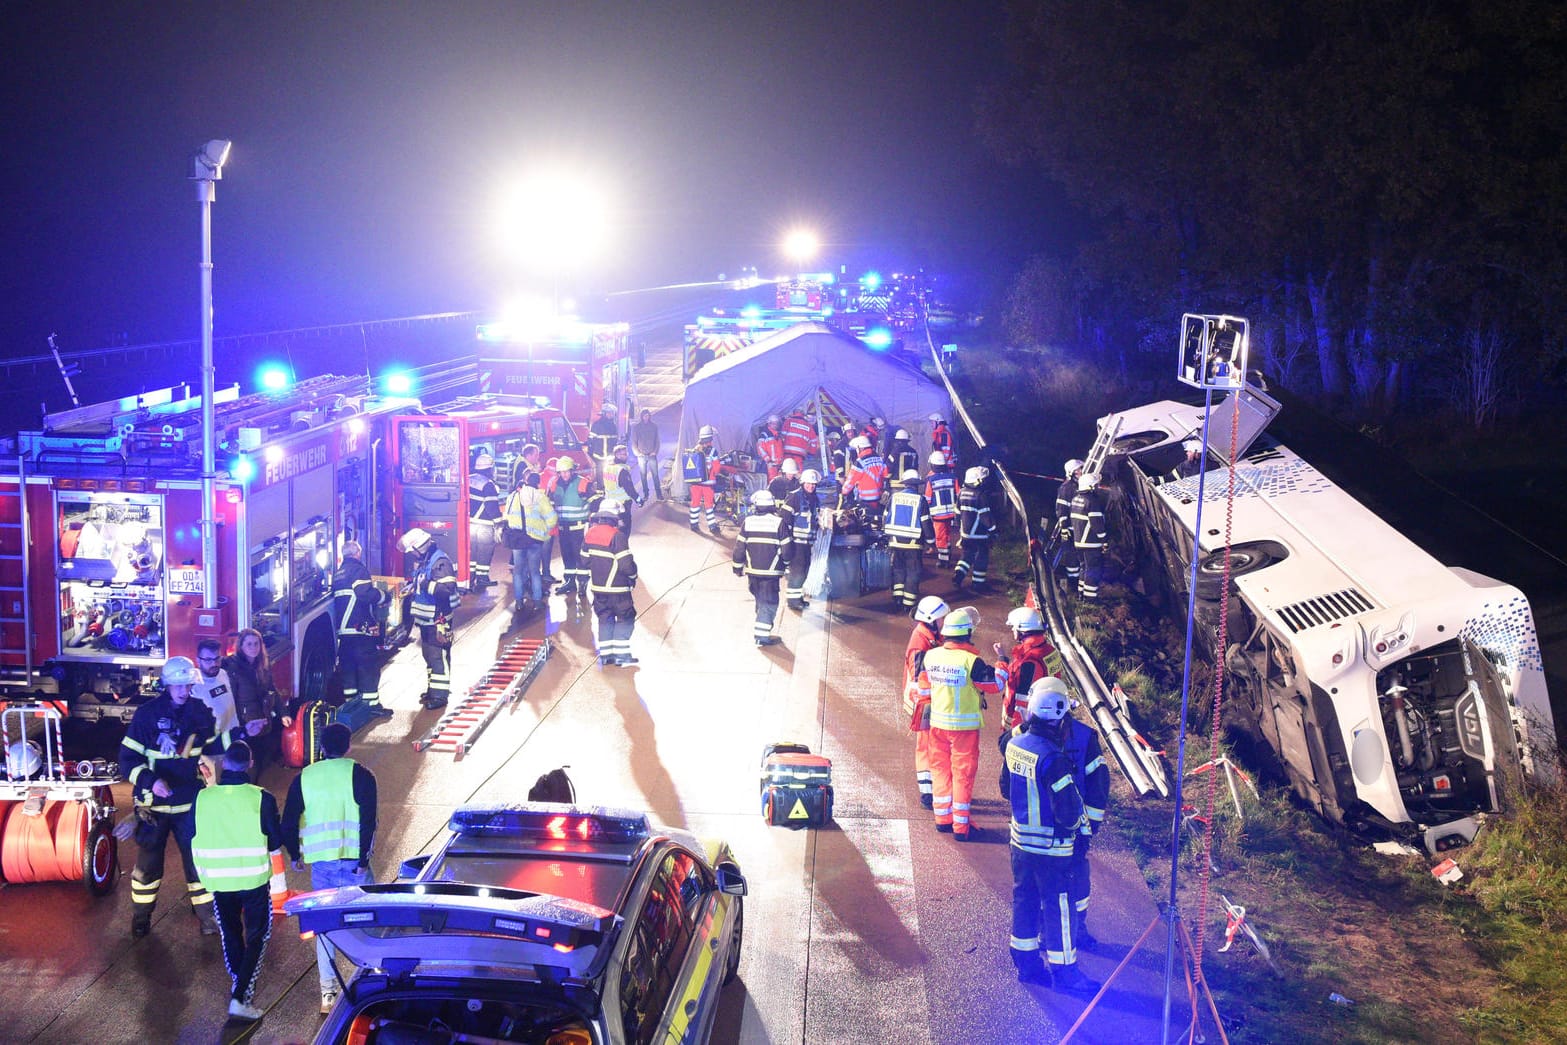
[{"left": 1095, "top": 385, "right": 1555, "bottom": 851}]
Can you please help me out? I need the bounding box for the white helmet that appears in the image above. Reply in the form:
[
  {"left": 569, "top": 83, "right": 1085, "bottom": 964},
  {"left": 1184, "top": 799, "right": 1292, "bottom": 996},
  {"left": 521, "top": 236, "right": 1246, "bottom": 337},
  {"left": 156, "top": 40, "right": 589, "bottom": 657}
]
[
  {"left": 6, "top": 740, "right": 42, "bottom": 779},
  {"left": 781, "top": 458, "right": 799, "bottom": 475},
  {"left": 768, "top": 414, "right": 781, "bottom": 425},
  {"left": 750, "top": 489, "right": 776, "bottom": 508},
  {"left": 914, "top": 595, "right": 949, "bottom": 624},
  {"left": 698, "top": 425, "right": 717, "bottom": 440},
  {"left": 927, "top": 412, "right": 943, "bottom": 423},
  {"left": 398, "top": 527, "right": 434, "bottom": 555},
  {"left": 940, "top": 606, "right": 979, "bottom": 636},
  {"left": 601, "top": 402, "right": 618, "bottom": 415},
  {"left": 849, "top": 436, "right": 872, "bottom": 451},
  {"left": 963, "top": 466, "right": 984, "bottom": 486},
  {"left": 161, "top": 655, "right": 200, "bottom": 687},
  {"left": 474, "top": 452, "right": 494, "bottom": 471},
  {"left": 1006, "top": 606, "right": 1044, "bottom": 633},
  {"left": 592, "top": 500, "right": 623, "bottom": 521},
  {"left": 800, "top": 469, "right": 821, "bottom": 484},
  {"left": 1183, "top": 439, "right": 1202, "bottom": 454},
  {"left": 556, "top": 456, "right": 576, "bottom": 472},
  {"left": 928, "top": 450, "right": 947, "bottom": 467},
  {"left": 1078, "top": 473, "right": 1100, "bottom": 492},
  {"left": 900, "top": 469, "right": 921, "bottom": 483},
  {"left": 841, "top": 422, "right": 857, "bottom": 435},
  {"left": 872, "top": 416, "right": 886, "bottom": 427},
  {"left": 1026, "top": 677, "right": 1074, "bottom": 722},
  {"left": 894, "top": 428, "right": 910, "bottom": 441},
  {"left": 1064, "top": 458, "right": 1084, "bottom": 476}
]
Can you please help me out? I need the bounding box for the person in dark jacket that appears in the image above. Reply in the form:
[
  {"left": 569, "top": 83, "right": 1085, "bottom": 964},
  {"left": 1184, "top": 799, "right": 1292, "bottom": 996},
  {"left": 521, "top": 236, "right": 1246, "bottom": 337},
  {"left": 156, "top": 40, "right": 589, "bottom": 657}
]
[
  {"left": 467, "top": 452, "right": 502, "bottom": 591},
  {"left": 733, "top": 489, "right": 793, "bottom": 646},
  {"left": 224, "top": 628, "right": 287, "bottom": 776},
  {"left": 1054, "top": 459, "right": 1084, "bottom": 583},
  {"left": 583, "top": 502, "right": 639, "bottom": 667},
  {"left": 400, "top": 527, "right": 460, "bottom": 709},
  {"left": 780, "top": 468, "right": 822, "bottom": 610},
  {"left": 331, "top": 541, "right": 389, "bottom": 718}
]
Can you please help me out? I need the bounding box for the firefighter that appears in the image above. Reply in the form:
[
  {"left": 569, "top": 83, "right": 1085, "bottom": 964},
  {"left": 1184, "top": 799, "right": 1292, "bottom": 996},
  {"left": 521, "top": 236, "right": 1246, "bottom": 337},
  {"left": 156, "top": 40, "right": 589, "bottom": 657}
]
[
  {"left": 914, "top": 607, "right": 999, "bottom": 840},
  {"left": 681, "top": 425, "right": 722, "bottom": 535},
  {"left": 992, "top": 605, "right": 1057, "bottom": 795},
  {"left": 825, "top": 429, "right": 848, "bottom": 481},
  {"left": 467, "top": 452, "right": 501, "bottom": 592},
  {"left": 885, "top": 469, "right": 933, "bottom": 613},
  {"left": 630, "top": 408, "right": 663, "bottom": 500},
  {"left": 755, "top": 415, "right": 785, "bottom": 480},
  {"left": 886, "top": 428, "right": 919, "bottom": 479},
  {"left": 1170, "top": 438, "right": 1205, "bottom": 481},
  {"left": 780, "top": 408, "right": 817, "bottom": 471},
  {"left": 400, "top": 527, "right": 459, "bottom": 710},
  {"left": 118, "top": 654, "right": 239, "bottom": 938},
  {"left": 1071, "top": 472, "right": 1109, "bottom": 599},
  {"left": 588, "top": 402, "right": 620, "bottom": 474},
  {"left": 864, "top": 416, "right": 884, "bottom": 452},
  {"left": 331, "top": 540, "right": 390, "bottom": 718},
  {"left": 584, "top": 501, "right": 639, "bottom": 667},
  {"left": 782, "top": 468, "right": 822, "bottom": 610},
  {"left": 928, "top": 412, "right": 954, "bottom": 469},
  {"left": 840, "top": 436, "right": 886, "bottom": 515},
  {"left": 924, "top": 450, "right": 958, "bottom": 567},
  {"left": 281, "top": 722, "right": 378, "bottom": 1014},
  {"left": 599, "top": 443, "right": 644, "bottom": 536},
  {"left": 732, "top": 489, "right": 793, "bottom": 646},
  {"left": 191, "top": 740, "right": 285, "bottom": 1021},
  {"left": 902, "top": 595, "right": 948, "bottom": 808},
  {"left": 769, "top": 457, "right": 801, "bottom": 501},
  {"left": 1055, "top": 459, "right": 1084, "bottom": 583},
  {"left": 548, "top": 457, "right": 596, "bottom": 597},
  {"left": 1003, "top": 678, "right": 1101, "bottom": 994},
  {"left": 953, "top": 467, "right": 997, "bottom": 588}
]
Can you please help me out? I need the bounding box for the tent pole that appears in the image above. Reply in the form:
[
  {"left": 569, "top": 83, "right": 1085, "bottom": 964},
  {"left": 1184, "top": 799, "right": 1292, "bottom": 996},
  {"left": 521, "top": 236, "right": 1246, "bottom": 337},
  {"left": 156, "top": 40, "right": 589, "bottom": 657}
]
[{"left": 813, "top": 388, "right": 831, "bottom": 476}]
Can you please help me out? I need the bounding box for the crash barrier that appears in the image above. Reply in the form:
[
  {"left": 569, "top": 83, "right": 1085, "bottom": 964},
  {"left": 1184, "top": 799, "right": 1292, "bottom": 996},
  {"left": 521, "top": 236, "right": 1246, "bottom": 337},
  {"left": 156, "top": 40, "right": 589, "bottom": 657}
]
[
  {"left": 919, "top": 327, "right": 1170, "bottom": 798},
  {"left": 413, "top": 636, "right": 550, "bottom": 760}
]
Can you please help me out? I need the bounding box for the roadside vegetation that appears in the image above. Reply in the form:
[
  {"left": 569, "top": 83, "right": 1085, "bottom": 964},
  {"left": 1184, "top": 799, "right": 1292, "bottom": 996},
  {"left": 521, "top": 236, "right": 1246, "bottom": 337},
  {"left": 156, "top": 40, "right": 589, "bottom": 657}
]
[{"left": 941, "top": 334, "right": 1567, "bottom": 1045}]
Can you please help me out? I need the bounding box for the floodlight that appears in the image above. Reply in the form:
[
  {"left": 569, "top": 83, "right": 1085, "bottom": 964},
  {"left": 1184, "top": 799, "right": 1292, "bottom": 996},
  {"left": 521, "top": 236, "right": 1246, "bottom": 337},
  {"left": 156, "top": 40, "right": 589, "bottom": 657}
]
[{"left": 190, "top": 139, "right": 232, "bottom": 181}]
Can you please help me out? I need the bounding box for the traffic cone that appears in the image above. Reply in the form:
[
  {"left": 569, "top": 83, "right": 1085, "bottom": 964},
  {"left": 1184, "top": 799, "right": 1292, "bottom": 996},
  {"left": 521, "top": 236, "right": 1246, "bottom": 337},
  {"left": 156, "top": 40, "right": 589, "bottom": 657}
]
[
  {"left": 1025, "top": 584, "right": 1037, "bottom": 610},
  {"left": 269, "top": 849, "right": 292, "bottom": 916}
]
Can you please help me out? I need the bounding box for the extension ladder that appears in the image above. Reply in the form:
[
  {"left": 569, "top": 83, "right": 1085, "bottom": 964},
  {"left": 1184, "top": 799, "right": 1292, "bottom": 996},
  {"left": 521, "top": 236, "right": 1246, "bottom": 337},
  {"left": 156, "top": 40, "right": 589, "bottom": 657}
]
[{"left": 412, "top": 637, "right": 550, "bottom": 760}]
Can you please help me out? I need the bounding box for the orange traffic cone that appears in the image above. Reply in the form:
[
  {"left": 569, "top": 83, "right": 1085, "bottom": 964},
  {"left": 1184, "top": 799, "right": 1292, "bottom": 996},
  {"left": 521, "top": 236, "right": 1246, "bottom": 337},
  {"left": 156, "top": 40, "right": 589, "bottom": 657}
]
[{"left": 269, "top": 849, "right": 292, "bottom": 916}]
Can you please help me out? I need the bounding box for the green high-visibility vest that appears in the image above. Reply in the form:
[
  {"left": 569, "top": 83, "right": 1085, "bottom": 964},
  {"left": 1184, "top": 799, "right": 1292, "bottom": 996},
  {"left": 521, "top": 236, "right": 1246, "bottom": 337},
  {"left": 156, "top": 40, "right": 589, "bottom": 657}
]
[
  {"left": 300, "top": 757, "right": 361, "bottom": 863},
  {"left": 192, "top": 784, "right": 271, "bottom": 892}
]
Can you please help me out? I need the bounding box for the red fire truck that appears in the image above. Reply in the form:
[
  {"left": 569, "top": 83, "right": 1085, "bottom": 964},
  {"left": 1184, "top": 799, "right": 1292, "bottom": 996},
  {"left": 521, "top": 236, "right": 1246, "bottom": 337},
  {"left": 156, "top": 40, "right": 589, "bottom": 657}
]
[
  {"left": 776, "top": 274, "right": 832, "bottom": 312},
  {"left": 0, "top": 375, "right": 587, "bottom": 726},
  {"left": 475, "top": 318, "right": 633, "bottom": 426}
]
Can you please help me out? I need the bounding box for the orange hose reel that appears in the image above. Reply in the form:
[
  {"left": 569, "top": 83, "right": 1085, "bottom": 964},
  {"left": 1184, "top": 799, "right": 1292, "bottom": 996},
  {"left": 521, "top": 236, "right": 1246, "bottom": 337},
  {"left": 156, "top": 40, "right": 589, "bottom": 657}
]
[{"left": 0, "top": 799, "right": 89, "bottom": 883}]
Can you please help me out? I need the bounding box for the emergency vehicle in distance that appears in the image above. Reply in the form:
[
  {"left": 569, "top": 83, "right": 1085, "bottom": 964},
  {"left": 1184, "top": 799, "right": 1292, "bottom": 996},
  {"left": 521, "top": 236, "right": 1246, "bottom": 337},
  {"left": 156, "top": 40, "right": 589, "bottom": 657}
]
[
  {"left": 475, "top": 317, "right": 633, "bottom": 426},
  {"left": 0, "top": 372, "right": 584, "bottom": 727},
  {"left": 682, "top": 307, "right": 817, "bottom": 379},
  {"left": 1096, "top": 384, "right": 1557, "bottom": 852}
]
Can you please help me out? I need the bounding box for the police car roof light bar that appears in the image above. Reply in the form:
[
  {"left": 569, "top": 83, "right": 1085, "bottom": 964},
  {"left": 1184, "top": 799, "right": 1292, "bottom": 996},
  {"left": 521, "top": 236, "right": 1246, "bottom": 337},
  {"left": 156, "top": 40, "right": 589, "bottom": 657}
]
[{"left": 449, "top": 804, "right": 651, "bottom": 844}]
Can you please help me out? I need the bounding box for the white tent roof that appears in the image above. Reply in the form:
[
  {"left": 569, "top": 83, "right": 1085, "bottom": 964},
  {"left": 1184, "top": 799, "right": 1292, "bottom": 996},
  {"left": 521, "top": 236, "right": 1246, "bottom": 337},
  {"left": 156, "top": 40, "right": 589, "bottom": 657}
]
[{"left": 675, "top": 323, "right": 955, "bottom": 482}]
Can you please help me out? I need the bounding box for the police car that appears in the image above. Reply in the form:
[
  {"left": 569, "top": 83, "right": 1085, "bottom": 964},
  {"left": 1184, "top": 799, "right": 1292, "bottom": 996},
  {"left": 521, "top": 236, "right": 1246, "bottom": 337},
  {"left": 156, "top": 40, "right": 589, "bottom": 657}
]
[{"left": 287, "top": 803, "right": 747, "bottom": 1045}]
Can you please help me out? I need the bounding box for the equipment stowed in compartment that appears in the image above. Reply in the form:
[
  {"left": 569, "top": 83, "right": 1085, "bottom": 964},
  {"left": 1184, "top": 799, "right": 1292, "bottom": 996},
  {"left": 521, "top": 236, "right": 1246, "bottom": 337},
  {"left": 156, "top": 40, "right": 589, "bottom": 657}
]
[{"left": 760, "top": 741, "right": 834, "bottom": 829}]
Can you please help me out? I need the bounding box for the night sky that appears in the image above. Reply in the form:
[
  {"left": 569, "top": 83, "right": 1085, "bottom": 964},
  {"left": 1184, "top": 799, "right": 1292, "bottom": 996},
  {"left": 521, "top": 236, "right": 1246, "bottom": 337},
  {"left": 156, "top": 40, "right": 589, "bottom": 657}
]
[{"left": 0, "top": 3, "right": 1048, "bottom": 358}]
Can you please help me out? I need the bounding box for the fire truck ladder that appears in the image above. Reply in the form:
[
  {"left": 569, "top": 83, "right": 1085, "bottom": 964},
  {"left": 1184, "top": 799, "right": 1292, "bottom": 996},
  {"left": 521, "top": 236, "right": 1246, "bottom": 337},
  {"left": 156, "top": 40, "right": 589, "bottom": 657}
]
[
  {"left": 1083, "top": 413, "right": 1124, "bottom": 479},
  {"left": 412, "top": 636, "right": 550, "bottom": 760},
  {"left": 0, "top": 457, "right": 34, "bottom": 687}
]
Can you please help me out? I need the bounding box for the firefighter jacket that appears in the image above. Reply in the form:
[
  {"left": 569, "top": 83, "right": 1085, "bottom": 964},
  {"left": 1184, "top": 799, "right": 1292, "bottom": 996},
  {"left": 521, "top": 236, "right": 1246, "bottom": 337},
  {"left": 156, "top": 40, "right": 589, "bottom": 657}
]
[
  {"left": 957, "top": 487, "right": 996, "bottom": 542},
  {"left": 585, "top": 521, "right": 638, "bottom": 595},
  {"left": 883, "top": 487, "right": 934, "bottom": 550},
  {"left": 331, "top": 556, "right": 382, "bottom": 637},
  {"left": 783, "top": 486, "right": 821, "bottom": 544},
  {"left": 1070, "top": 488, "right": 1108, "bottom": 550},
  {"left": 468, "top": 471, "right": 501, "bottom": 522},
  {"left": 602, "top": 462, "right": 642, "bottom": 507},
  {"left": 856, "top": 450, "right": 889, "bottom": 494},
  {"left": 915, "top": 641, "right": 999, "bottom": 732},
  {"left": 549, "top": 473, "right": 596, "bottom": 530},
  {"left": 768, "top": 473, "right": 800, "bottom": 501},
  {"left": 781, "top": 413, "right": 817, "bottom": 459},
  {"left": 733, "top": 509, "right": 792, "bottom": 577},
  {"left": 839, "top": 461, "right": 884, "bottom": 511},
  {"left": 681, "top": 444, "right": 719, "bottom": 486},
  {"left": 902, "top": 621, "right": 942, "bottom": 719},
  {"left": 192, "top": 770, "right": 284, "bottom": 892},
  {"left": 409, "top": 546, "right": 458, "bottom": 626},
  {"left": 588, "top": 417, "right": 619, "bottom": 460},
  {"left": 755, "top": 429, "right": 784, "bottom": 471},
  {"left": 120, "top": 692, "right": 233, "bottom": 814},
  {"left": 1004, "top": 727, "right": 1085, "bottom": 856},
  {"left": 887, "top": 440, "right": 919, "bottom": 479},
  {"left": 997, "top": 633, "right": 1057, "bottom": 728},
  {"left": 1054, "top": 476, "right": 1079, "bottom": 539},
  {"left": 282, "top": 756, "right": 378, "bottom": 865},
  {"left": 224, "top": 653, "right": 282, "bottom": 731},
  {"left": 924, "top": 469, "right": 958, "bottom": 520},
  {"left": 1065, "top": 718, "right": 1110, "bottom": 832},
  {"left": 931, "top": 420, "right": 955, "bottom": 461}
]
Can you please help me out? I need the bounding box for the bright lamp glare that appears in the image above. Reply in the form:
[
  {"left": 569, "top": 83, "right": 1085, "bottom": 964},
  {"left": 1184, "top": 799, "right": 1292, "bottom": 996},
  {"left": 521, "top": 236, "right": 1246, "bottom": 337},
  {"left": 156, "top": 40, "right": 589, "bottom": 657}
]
[
  {"left": 862, "top": 271, "right": 882, "bottom": 291},
  {"left": 230, "top": 457, "right": 256, "bottom": 483},
  {"left": 258, "top": 365, "right": 290, "bottom": 393},
  {"left": 498, "top": 168, "right": 610, "bottom": 270},
  {"left": 864, "top": 328, "right": 894, "bottom": 350},
  {"left": 783, "top": 228, "right": 819, "bottom": 263},
  {"left": 383, "top": 371, "right": 415, "bottom": 396}
]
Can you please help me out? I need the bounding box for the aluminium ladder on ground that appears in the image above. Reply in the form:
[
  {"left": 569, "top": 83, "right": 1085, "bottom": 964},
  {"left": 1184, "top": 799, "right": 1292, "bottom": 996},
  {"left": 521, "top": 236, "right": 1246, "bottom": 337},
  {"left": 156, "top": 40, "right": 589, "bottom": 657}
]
[{"left": 412, "top": 635, "right": 550, "bottom": 760}]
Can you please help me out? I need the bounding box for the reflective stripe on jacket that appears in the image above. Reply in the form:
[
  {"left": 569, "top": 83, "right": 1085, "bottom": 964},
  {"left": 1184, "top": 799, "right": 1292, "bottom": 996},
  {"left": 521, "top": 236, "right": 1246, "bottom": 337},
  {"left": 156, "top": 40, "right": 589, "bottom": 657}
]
[
  {"left": 884, "top": 489, "right": 931, "bottom": 548},
  {"left": 299, "top": 757, "right": 361, "bottom": 863},
  {"left": 734, "top": 511, "right": 791, "bottom": 576},
  {"left": 193, "top": 784, "right": 272, "bottom": 891},
  {"left": 925, "top": 472, "right": 957, "bottom": 519},
  {"left": 1005, "top": 729, "right": 1085, "bottom": 856},
  {"left": 917, "top": 642, "right": 997, "bottom": 731}
]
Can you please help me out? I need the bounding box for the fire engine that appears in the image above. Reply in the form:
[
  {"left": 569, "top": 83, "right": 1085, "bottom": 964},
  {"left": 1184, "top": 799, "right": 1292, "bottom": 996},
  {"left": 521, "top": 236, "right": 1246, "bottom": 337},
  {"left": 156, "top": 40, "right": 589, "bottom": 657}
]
[
  {"left": 682, "top": 308, "right": 815, "bottom": 378},
  {"left": 0, "top": 373, "right": 588, "bottom": 728},
  {"left": 475, "top": 317, "right": 632, "bottom": 426},
  {"left": 776, "top": 274, "right": 833, "bottom": 312}
]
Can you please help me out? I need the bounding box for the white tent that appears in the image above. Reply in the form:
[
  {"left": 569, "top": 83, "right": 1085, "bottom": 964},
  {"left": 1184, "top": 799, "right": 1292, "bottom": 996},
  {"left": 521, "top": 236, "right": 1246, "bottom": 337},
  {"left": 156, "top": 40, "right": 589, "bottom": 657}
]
[{"left": 672, "top": 322, "right": 956, "bottom": 494}]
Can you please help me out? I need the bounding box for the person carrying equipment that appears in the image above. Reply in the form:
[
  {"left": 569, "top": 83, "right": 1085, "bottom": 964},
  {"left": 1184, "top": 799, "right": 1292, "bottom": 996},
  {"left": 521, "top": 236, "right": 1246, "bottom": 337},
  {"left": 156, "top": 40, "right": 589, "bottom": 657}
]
[
  {"left": 903, "top": 596, "right": 948, "bottom": 808},
  {"left": 119, "top": 654, "right": 245, "bottom": 939},
  {"left": 400, "top": 527, "right": 459, "bottom": 710},
  {"left": 923, "top": 450, "right": 959, "bottom": 567},
  {"left": 884, "top": 469, "right": 934, "bottom": 613},
  {"left": 584, "top": 501, "right": 640, "bottom": 666},
  {"left": 548, "top": 457, "right": 595, "bottom": 597},
  {"left": 953, "top": 467, "right": 997, "bottom": 588},
  {"left": 1002, "top": 678, "right": 1101, "bottom": 995},
  {"left": 331, "top": 540, "right": 390, "bottom": 718},
  {"left": 682, "top": 425, "right": 722, "bottom": 535},
  {"left": 467, "top": 452, "right": 501, "bottom": 591},
  {"left": 914, "top": 607, "right": 999, "bottom": 840},
  {"left": 755, "top": 415, "right": 785, "bottom": 480},
  {"left": 733, "top": 489, "right": 793, "bottom": 646},
  {"left": 1070, "top": 472, "right": 1109, "bottom": 599},
  {"left": 782, "top": 468, "right": 823, "bottom": 610},
  {"left": 191, "top": 740, "right": 285, "bottom": 1021}
]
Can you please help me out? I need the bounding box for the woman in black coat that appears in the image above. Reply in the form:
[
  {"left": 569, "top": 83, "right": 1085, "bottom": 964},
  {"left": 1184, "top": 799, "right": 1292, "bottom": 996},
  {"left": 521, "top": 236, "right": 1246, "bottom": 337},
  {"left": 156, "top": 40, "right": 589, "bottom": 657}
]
[{"left": 224, "top": 628, "right": 290, "bottom": 775}]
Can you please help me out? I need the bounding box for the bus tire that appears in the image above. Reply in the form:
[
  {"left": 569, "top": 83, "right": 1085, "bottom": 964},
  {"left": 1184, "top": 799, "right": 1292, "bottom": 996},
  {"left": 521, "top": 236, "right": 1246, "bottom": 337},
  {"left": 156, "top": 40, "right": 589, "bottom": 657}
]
[{"left": 1194, "top": 542, "right": 1283, "bottom": 601}]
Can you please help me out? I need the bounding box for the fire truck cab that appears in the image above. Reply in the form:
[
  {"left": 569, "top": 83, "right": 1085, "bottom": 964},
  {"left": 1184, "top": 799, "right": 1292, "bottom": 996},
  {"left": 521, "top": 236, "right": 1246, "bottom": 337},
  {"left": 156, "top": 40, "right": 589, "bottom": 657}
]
[{"left": 475, "top": 318, "right": 633, "bottom": 428}]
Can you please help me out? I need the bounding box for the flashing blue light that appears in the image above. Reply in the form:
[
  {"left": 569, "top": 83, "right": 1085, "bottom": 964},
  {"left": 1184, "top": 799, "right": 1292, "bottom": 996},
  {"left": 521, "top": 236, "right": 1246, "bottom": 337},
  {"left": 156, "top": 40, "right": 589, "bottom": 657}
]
[
  {"left": 382, "top": 370, "right": 415, "bottom": 396},
  {"left": 741, "top": 304, "right": 762, "bottom": 319},
  {"left": 864, "top": 328, "right": 894, "bottom": 350},
  {"left": 476, "top": 322, "right": 506, "bottom": 342},
  {"left": 257, "top": 365, "right": 291, "bottom": 393},
  {"left": 230, "top": 456, "right": 256, "bottom": 483},
  {"left": 862, "top": 271, "right": 882, "bottom": 291}
]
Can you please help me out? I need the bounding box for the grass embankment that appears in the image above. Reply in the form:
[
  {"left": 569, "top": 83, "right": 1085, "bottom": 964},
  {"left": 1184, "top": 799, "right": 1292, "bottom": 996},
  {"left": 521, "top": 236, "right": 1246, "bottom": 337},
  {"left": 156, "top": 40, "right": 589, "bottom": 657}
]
[{"left": 946, "top": 335, "right": 1567, "bottom": 1044}]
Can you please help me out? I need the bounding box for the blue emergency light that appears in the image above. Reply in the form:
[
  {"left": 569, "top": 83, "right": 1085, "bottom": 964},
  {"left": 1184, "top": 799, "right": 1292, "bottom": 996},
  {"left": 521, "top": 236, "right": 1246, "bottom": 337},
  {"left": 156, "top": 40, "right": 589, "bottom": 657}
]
[
  {"left": 450, "top": 804, "right": 651, "bottom": 843},
  {"left": 257, "top": 365, "right": 292, "bottom": 393},
  {"left": 229, "top": 456, "right": 256, "bottom": 483},
  {"left": 863, "top": 328, "right": 894, "bottom": 350},
  {"left": 381, "top": 370, "right": 415, "bottom": 396}
]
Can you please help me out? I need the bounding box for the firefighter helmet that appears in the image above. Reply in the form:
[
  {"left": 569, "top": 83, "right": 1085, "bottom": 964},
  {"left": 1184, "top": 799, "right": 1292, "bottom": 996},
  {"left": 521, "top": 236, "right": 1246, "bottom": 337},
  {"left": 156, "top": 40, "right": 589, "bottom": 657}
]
[
  {"left": 750, "top": 489, "right": 776, "bottom": 508},
  {"left": 940, "top": 606, "right": 978, "bottom": 636},
  {"left": 557, "top": 456, "right": 576, "bottom": 472},
  {"left": 398, "top": 527, "right": 435, "bottom": 556},
  {"left": 914, "top": 595, "right": 950, "bottom": 624},
  {"left": 601, "top": 403, "right": 618, "bottom": 415},
  {"left": 1026, "top": 677, "right": 1074, "bottom": 722},
  {"left": 474, "top": 452, "right": 494, "bottom": 471},
  {"left": 894, "top": 428, "right": 910, "bottom": 441},
  {"left": 927, "top": 412, "right": 943, "bottom": 423},
  {"left": 592, "top": 501, "right": 622, "bottom": 521},
  {"left": 1079, "top": 473, "right": 1100, "bottom": 492},
  {"left": 1183, "top": 439, "right": 1202, "bottom": 454},
  {"left": 929, "top": 450, "right": 947, "bottom": 467},
  {"left": 781, "top": 458, "right": 799, "bottom": 475},
  {"left": 698, "top": 425, "right": 717, "bottom": 441},
  {"left": 849, "top": 436, "right": 871, "bottom": 451},
  {"left": 841, "top": 422, "right": 857, "bottom": 435},
  {"left": 901, "top": 469, "right": 921, "bottom": 484},
  {"left": 800, "top": 468, "right": 821, "bottom": 484},
  {"left": 872, "top": 416, "right": 885, "bottom": 428},
  {"left": 6, "top": 739, "right": 41, "bottom": 779},
  {"left": 964, "top": 466, "right": 985, "bottom": 486},
  {"left": 1006, "top": 606, "right": 1045, "bottom": 633},
  {"left": 768, "top": 414, "right": 781, "bottom": 425},
  {"left": 161, "top": 655, "right": 200, "bottom": 688},
  {"left": 1064, "top": 458, "right": 1084, "bottom": 477}
]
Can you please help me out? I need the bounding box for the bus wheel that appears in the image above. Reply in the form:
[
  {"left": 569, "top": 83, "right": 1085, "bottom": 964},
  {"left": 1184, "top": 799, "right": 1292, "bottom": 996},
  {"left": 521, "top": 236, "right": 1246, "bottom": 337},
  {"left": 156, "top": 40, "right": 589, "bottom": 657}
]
[{"left": 1195, "top": 542, "right": 1283, "bottom": 601}]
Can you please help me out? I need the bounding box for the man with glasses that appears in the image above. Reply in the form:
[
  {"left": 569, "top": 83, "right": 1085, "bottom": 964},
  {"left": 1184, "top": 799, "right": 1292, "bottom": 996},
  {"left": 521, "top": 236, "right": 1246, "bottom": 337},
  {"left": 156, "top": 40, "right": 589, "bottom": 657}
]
[{"left": 192, "top": 638, "right": 237, "bottom": 734}]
